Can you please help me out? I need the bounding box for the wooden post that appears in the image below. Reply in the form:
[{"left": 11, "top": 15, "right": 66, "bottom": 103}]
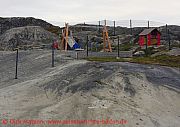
[{"left": 65, "top": 23, "right": 69, "bottom": 51}]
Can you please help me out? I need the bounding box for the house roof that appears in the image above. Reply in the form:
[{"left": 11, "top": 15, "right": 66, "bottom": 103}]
[{"left": 139, "top": 28, "right": 159, "bottom": 36}]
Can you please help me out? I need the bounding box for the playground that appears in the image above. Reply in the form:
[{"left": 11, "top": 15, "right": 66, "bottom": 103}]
[
  {"left": 48, "top": 20, "right": 170, "bottom": 60},
  {"left": 0, "top": 19, "right": 180, "bottom": 127}
]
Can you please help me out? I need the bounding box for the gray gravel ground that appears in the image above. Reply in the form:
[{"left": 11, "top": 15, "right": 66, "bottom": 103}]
[{"left": 0, "top": 50, "right": 180, "bottom": 127}]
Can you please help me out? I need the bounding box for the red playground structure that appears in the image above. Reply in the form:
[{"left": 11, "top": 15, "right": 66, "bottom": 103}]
[{"left": 139, "top": 28, "right": 161, "bottom": 47}]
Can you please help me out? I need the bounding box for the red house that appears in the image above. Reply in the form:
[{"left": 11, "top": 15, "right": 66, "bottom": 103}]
[{"left": 139, "top": 28, "right": 161, "bottom": 47}]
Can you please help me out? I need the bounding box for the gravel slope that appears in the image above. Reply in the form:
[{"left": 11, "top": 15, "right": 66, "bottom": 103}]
[{"left": 0, "top": 50, "right": 180, "bottom": 127}]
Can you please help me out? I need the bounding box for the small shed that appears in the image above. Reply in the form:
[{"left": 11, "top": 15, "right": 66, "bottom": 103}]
[{"left": 139, "top": 28, "right": 161, "bottom": 47}]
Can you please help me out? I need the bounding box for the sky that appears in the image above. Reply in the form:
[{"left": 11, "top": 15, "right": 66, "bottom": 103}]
[{"left": 0, "top": 0, "right": 180, "bottom": 26}]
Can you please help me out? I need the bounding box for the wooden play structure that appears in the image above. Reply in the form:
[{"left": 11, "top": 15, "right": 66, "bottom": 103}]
[
  {"left": 60, "top": 23, "right": 81, "bottom": 51},
  {"left": 102, "top": 20, "right": 112, "bottom": 52},
  {"left": 60, "top": 23, "right": 69, "bottom": 51}
]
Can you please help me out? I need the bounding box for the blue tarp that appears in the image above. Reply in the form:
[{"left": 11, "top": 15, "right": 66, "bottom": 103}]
[{"left": 73, "top": 42, "right": 81, "bottom": 49}]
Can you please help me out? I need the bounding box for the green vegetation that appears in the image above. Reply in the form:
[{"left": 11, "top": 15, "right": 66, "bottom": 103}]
[
  {"left": 132, "top": 55, "right": 180, "bottom": 68},
  {"left": 86, "top": 55, "right": 180, "bottom": 68},
  {"left": 86, "top": 57, "right": 127, "bottom": 62}
]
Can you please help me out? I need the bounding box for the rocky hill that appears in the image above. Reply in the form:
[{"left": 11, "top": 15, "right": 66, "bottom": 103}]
[
  {"left": 0, "top": 17, "right": 61, "bottom": 50},
  {"left": 0, "top": 26, "right": 58, "bottom": 50},
  {"left": 0, "top": 17, "right": 60, "bottom": 35}
]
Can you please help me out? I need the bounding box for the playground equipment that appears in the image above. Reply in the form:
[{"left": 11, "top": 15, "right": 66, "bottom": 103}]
[
  {"left": 139, "top": 28, "right": 161, "bottom": 47},
  {"left": 102, "top": 20, "right": 112, "bottom": 52},
  {"left": 60, "top": 23, "right": 81, "bottom": 51}
]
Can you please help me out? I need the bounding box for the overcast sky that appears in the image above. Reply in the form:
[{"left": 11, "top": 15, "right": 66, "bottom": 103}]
[{"left": 0, "top": 0, "right": 180, "bottom": 26}]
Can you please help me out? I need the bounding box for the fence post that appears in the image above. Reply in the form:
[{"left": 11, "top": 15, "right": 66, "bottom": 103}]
[
  {"left": 130, "top": 19, "right": 133, "bottom": 35},
  {"left": 87, "top": 35, "right": 89, "bottom": 57},
  {"left": 15, "top": 48, "right": 19, "bottom": 79},
  {"left": 148, "top": 21, "right": 150, "bottom": 28},
  {"left": 98, "top": 21, "right": 101, "bottom": 34},
  {"left": 168, "top": 29, "right": 171, "bottom": 50},
  {"left": 113, "top": 21, "right": 116, "bottom": 36},
  {"left": 118, "top": 36, "right": 120, "bottom": 57},
  {"left": 166, "top": 24, "right": 168, "bottom": 42},
  {"left": 76, "top": 52, "right": 79, "bottom": 59}
]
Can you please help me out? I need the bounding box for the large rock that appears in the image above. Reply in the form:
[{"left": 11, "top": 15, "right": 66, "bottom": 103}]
[
  {"left": 133, "top": 51, "right": 145, "bottom": 56},
  {"left": 167, "top": 48, "right": 180, "bottom": 56},
  {"left": 0, "top": 26, "right": 58, "bottom": 50}
]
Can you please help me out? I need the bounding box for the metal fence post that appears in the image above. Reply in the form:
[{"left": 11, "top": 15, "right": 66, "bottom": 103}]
[
  {"left": 118, "top": 36, "right": 120, "bottom": 57},
  {"left": 168, "top": 29, "right": 171, "bottom": 50},
  {"left": 15, "top": 48, "right": 19, "bottom": 79},
  {"left": 98, "top": 21, "right": 101, "bottom": 34},
  {"left": 76, "top": 52, "right": 79, "bottom": 59},
  {"left": 148, "top": 21, "right": 150, "bottom": 28},
  {"left": 130, "top": 19, "right": 133, "bottom": 35},
  {"left": 87, "top": 35, "right": 89, "bottom": 57},
  {"left": 113, "top": 21, "right": 116, "bottom": 36}
]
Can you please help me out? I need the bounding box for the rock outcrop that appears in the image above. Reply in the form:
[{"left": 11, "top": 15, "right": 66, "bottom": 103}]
[
  {"left": 0, "top": 26, "right": 58, "bottom": 50},
  {"left": 0, "top": 17, "right": 60, "bottom": 35}
]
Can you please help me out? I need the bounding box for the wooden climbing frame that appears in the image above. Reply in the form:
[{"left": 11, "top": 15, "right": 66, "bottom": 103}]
[
  {"left": 60, "top": 23, "right": 69, "bottom": 51},
  {"left": 103, "top": 20, "right": 112, "bottom": 52}
]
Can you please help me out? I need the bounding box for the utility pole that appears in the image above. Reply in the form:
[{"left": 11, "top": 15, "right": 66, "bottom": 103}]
[{"left": 15, "top": 48, "right": 19, "bottom": 79}]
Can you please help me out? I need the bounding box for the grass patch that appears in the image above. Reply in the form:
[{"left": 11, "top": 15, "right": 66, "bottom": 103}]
[
  {"left": 86, "top": 55, "right": 180, "bottom": 68},
  {"left": 86, "top": 57, "right": 127, "bottom": 62},
  {"left": 131, "top": 55, "right": 180, "bottom": 68}
]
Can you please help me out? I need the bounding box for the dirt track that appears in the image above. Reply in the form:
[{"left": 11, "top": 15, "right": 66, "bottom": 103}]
[{"left": 0, "top": 50, "right": 180, "bottom": 127}]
